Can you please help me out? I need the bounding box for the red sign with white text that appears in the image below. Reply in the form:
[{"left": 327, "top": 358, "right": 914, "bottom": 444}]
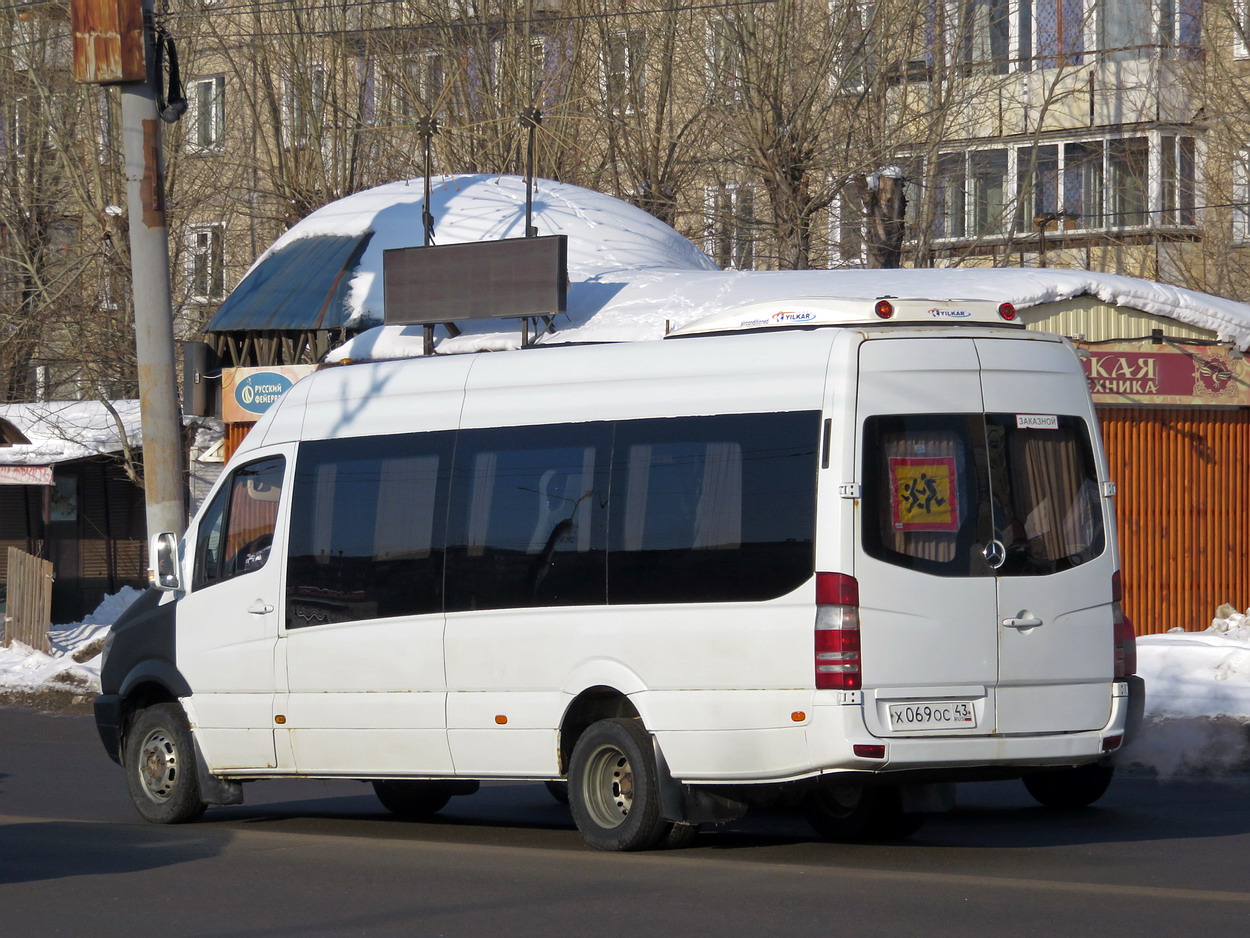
[{"left": 1080, "top": 343, "right": 1250, "bottom": 406}]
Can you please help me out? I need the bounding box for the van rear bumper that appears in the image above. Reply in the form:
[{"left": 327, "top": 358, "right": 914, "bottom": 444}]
[{"left": 804, "top": 681, "right": 1135, "bottom": 777}]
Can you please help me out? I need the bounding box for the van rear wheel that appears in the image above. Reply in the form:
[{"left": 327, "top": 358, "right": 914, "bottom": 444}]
[
  {"left": 803, "top": 784, "right": 923, "bottom": 842},
  {"left": 124, "top": 703, "right": 207, "bottom": 824},
  {"left": 1023, "top": 763, "right": 1115, "bottom": 808},
  {"left": 568, "top": 718, "right": 669, "bottom": 851}
]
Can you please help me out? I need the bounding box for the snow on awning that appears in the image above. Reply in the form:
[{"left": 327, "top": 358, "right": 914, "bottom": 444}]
[{"left": 0, "top": 401, "right": 142, "bottom": 468}]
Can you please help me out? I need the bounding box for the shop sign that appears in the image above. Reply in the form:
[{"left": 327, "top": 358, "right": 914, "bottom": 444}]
[
  {"left": 0, "top": 466, "right": 53, "bottom": 486},
  {"left": 222, "top": 365, "right": 318, "bottom": 423},
  {"left": 1080, "top": 343, "right": 1250, "bottom": 406}
]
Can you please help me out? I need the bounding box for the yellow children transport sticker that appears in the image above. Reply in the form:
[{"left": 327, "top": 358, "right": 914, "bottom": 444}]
[{"left": 889, "top": 456, "right": 959, "bottom": 532}]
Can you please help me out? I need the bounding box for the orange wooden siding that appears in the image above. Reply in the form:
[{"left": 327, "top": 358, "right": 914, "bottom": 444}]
[
  {"left": 224, "top": 422, "right": 252, "bottom": 464},
  {"left": 1098, "top": 407, "right": 1250, "bottom": 635}
]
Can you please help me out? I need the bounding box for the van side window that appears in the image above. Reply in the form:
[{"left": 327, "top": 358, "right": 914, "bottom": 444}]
[
  {"left": 445, "top": 423, "right": 610, "bottom": 611},
  {"left": 285, "top": 432, "right": 453, "bottom": 628},
  {"left": 609, "top": 412, "right": 819, "bottom": 604},
  {"left": 192, "top": 456, "right": 286, "bottom": 590}
]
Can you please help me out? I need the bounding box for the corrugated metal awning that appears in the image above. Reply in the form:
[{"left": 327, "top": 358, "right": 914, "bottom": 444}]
[{"left": 205, "top": 232, "right": 373, "bottom": 333}]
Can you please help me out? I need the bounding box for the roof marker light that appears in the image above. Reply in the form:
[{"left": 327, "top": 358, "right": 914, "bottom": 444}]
[
  {"left": 998, "top": 302, "right": 1017, "bottom": 321},
  {"left": 874, "top": 299, "right": 895, "bottom": 319}
]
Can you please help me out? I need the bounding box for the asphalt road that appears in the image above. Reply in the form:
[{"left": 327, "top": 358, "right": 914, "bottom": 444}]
[{"left": 2, "top": 707, "right": 1249, "bottom": 937}]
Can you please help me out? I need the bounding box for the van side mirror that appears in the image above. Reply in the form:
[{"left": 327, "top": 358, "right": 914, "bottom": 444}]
[{"left": 150, "top": 532, "right": 182, "bottom": 591}]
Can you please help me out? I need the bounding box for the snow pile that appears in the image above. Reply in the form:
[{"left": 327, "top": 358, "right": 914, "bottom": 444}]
[
  {"left": 0, "top": 587, "right": 143, "bottom": 701},
  {"left": 1129, "top": 604, "right": 1250, "bottom": 776}
]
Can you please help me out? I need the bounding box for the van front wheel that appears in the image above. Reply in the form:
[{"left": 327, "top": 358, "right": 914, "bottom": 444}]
[
  {"left": 569, "top": 718, "right": 669, "bottom": 851},
  {"left": 124, "top": 703, "right": 207, "bottom": 824}
]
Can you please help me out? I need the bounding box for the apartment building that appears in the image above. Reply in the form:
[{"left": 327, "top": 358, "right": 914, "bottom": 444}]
[{"left": 3, "top": 1, "right": 1250, "bottom": 386}]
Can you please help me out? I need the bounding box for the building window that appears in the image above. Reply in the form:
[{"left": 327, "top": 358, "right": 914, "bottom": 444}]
[
  {"left": 929, "top": 135, "right": 1186, "bottom": 240},
  {"left": 1107, "top": 137, "right": 1149, "bottom": 227},
  {"left": 705, "top": 183, "right": 755, "bottom": 269},
  {"left": 1160, "top": 135, "right": 1196, "bottom": 226},
  {"left": 829, "top": 186, "right": 866, "bottom": 266},
  {"left": 831, "top": 1, "right": 875, "bottom": 93},
  {"left": 1016, "top": 145, "right": 1061, "bottom": 231},
  {"left": 970, "top": 149, "right": 1009, "bottom": 235},
  {"left": 1031, "top": 0, "right": 1086, "bottom": 68},
  {"left": 97, "top": 88, "right": 118, "bottom": 158},
  {"left": 1097, "top": 0, "right": 1152, "bottom": 62},
  {"left": 934, "top": 152, "right": 968, "bottom": 239},
  {"left": 708, "top": 17, "right": 742, "bottom": 104},
  {"left": 529, "top": 36, "right": 550, "bottom": 101},
  {"left": 1064, "top": 141, "right": 1105, "bottom": 228},
  {"left": 283, "top": 66, "right": 326, "bottom": 150},
  {"left": 1236, "top": 0, "right": 1250, "bottom": 59},
  {"left": 953, "top": 0, "right": 1011, "bottom": 75},
  {"left": 9, "top": 96, "right": 28, "bottom": 157},
  {"left": 187, "top": 224, "right": 225, "bottom": 302},
  {"left": 1235, "top": 148, "right": 1250, "bottom": 243},
  {"left": 603, "top": 29, "right": 646, "bottom": 116},
  {"left": 186, "top": 76, "right": 224, "bottom": 152}
]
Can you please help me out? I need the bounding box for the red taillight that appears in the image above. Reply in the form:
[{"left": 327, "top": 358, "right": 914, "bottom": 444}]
[
  {"left": 874, "top": 299, "right": 895, "bottom": 319},
  {"left": 998, "top": 302, "right": 1017, "bottom": 321},
  {"left": 1112, "top": 570, "right": 1137, "bottom": 677},
  {"left": 816, "top": 572, "right": 861, "bottom": 690}
]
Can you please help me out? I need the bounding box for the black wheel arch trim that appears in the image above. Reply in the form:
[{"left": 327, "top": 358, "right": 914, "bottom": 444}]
[{"left": 117, "top": 659, "right": 193, "bottom": 701}]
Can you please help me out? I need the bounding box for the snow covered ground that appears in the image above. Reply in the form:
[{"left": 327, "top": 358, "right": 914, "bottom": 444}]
[{"left": 2, "top": 591, "right": 1246, "bottom": 777}]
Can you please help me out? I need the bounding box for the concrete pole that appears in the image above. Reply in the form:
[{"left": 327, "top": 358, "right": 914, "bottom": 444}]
[{"left": 121, "top": 0, "right": 186, "bottom": 537}]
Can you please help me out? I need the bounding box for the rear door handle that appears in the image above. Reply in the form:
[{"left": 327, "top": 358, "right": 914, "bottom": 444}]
[
  {"left": 248, "top": 601, "right": 274, "bottom": 615},
  {"left": 1002, "top": 616, "right": 1043, "bottom": 629}
]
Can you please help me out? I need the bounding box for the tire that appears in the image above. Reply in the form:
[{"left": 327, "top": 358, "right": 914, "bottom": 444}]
[
  {"left": 1023, "top": 763, "right": 1115, "bottom": 809},
  {"left": 568, "top": 718, "right": 669, "bottom": 852},
  {"left": 803, "top": 784, "right": 924, "bottom": 842},
  {"left": 124, "top": 703, "right": 207, "bottom": 824},
  {"left": 372, "top": 780, "right": 459, "bottom": 818}
]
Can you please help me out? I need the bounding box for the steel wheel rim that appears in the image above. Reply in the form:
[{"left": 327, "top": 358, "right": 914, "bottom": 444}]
[
  {"left": 582, "top": 744, "right": 634, "bottom": 830},
  {"left": 137, "top": 728, "right": 179, "bottom": 803}
]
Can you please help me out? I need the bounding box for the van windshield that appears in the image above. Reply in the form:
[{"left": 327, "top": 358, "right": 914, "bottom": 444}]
[{"left": 861, "top": 413, "right": 1105, "bottom": 578}]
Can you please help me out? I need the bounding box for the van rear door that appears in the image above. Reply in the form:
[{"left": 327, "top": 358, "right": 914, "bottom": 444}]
[{"left": 853, "top": 335, "right": 1113, "bottom": 739}]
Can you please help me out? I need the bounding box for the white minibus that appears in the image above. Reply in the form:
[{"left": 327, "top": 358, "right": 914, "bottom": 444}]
[{"left": 95, "top": 296, "right": 1142, "bottom": 850}]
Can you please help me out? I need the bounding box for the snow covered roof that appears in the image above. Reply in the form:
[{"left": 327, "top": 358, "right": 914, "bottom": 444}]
[
  {"left": 0, "top": 400, "right": 142, "bottom": 467},
  {"left": 210, "top": 173, "right": 1250, "bottom": 358}
]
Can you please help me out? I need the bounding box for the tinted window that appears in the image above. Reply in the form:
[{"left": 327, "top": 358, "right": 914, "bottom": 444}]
[
  {"left": 285, "top": 432, "right": 452, "bottom": 627},
  {"left": 862, "top": 413, "right": 1104, "bottom": 577},
  {"left": 193, "top": 456, "right": 285, "bottom": 590},
  {"left": 608, "top": 412, "right": 819, "bottom": 604},
  {"left": 862, "top": 415, "right": 993, "bottom": 577},
  {"left": 445, "top": 424, "right": 610, "bottom": 611},
  {"left": 985, "top": 414, "right": 1105, "bottom": 575}
]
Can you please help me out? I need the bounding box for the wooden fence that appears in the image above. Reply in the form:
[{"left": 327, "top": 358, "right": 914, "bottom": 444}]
[{"left": 3, "top": 547, "right": 53, "bottom": 653}]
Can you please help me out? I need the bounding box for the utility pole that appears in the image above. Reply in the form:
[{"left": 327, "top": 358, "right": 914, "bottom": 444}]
[{"left": 72, "top": 0, "right": 186, "bottom": 537}]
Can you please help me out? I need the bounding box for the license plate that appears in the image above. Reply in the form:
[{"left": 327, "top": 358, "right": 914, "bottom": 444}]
[{"left": 888, "top": 700, "right": 976, "bottom": 730}]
